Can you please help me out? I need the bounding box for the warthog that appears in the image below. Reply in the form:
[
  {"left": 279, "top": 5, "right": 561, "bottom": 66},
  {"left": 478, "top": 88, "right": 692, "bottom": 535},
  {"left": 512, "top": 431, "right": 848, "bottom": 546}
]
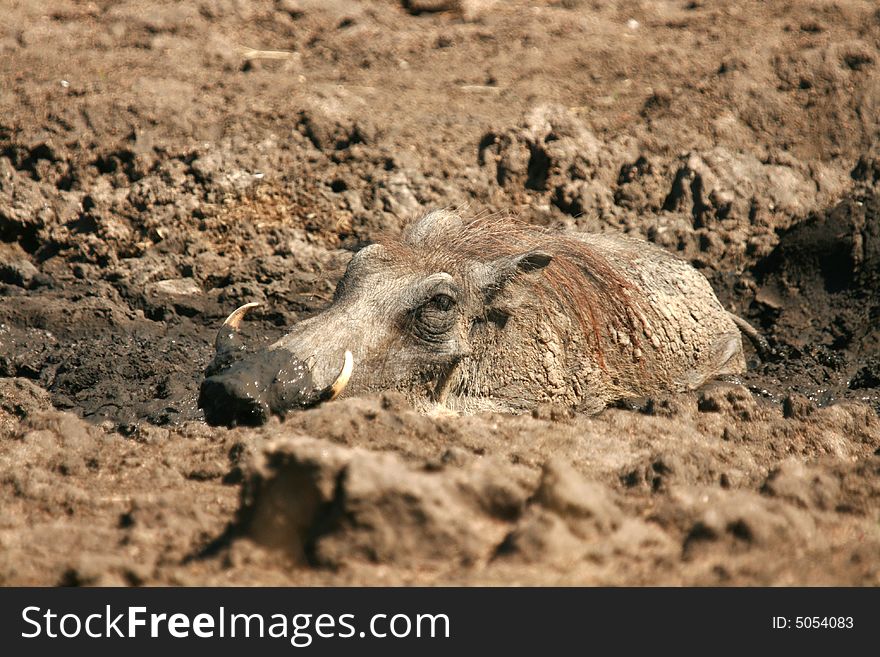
[{"left": 199, "top": 209, "right": 762, "bottom": 426}]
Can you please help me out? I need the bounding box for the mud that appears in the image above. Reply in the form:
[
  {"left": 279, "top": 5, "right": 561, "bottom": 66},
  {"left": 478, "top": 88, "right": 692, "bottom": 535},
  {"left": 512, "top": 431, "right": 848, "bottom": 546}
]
[{"left": 1, "top": 0, "right": 879, "bottom": 585}]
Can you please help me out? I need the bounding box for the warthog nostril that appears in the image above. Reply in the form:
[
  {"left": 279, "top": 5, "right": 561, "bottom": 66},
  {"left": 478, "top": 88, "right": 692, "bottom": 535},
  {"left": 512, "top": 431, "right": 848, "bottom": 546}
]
[
  {"left": 199, "top": 376, "right": 269, "bottom": 427},
  {"left": 199, "top": 348, "right": 353, "bottom": 425},
  {"left": 201, "top": 302, "right": 355, "bottom": 424}
]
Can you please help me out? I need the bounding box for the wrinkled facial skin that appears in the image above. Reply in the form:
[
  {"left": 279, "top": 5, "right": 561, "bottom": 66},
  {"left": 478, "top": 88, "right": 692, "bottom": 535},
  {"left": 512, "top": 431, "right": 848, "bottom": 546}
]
[
  {"left": 197, "top": 256, "right": 471, "bottom": 426},
  {"left": 263, "top": 242, "right": 549, "bottom": 412},
  {"left": 317, "top": 246, "right": 473, "bottom": 397}
]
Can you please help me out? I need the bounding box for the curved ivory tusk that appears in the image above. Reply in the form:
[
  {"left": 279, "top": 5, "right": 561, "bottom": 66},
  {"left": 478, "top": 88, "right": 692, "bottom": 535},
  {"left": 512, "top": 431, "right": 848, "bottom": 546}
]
[
  {"left": 222, "top": 302, "right": 261, "bottom": 329},
  {"left": 327, "top": 350, "right": 353, "bottom": 401},
  {"left": 214, "top": 302, "right": 261, "bottom": 355}
]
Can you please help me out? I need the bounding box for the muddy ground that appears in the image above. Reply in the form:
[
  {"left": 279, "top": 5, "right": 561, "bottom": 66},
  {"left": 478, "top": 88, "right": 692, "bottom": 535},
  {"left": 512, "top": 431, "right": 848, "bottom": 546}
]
[{"left": 1, "top": 0, "right": 879, "bottom": 586}]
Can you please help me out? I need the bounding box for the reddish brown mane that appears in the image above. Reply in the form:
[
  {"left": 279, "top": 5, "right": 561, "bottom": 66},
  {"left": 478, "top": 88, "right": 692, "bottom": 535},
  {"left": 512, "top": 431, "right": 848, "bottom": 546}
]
[{"left": 380, "top": 212, "right": 649, "bottom": 366}]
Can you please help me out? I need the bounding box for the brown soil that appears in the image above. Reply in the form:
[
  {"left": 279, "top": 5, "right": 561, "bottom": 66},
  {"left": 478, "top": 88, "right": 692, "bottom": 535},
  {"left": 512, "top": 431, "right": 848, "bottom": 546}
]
[{"left": 1, "top": 0, "right": 879, "bottom": 586}]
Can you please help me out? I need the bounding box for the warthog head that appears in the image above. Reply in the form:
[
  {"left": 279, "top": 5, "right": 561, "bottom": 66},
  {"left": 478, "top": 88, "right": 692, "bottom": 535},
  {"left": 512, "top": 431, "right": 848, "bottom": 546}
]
[{"left": 199, "top": 209, "right": 576, "bottom": 425}]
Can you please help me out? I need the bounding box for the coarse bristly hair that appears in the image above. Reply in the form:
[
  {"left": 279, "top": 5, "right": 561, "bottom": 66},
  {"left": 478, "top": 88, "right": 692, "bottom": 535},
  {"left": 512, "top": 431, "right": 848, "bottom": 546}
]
[{"left": 380, "top": 210, "right": 654, "bottom": 367}]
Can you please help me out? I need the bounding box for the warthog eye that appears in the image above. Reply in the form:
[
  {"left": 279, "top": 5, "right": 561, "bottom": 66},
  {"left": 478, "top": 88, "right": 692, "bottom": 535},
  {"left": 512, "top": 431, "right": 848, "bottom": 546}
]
[
  {"left": 413, "top": 293, "right": 457, "bottom": 341},
  {"left": 428, "top": 293, "right": 454, "bottom": 312}
]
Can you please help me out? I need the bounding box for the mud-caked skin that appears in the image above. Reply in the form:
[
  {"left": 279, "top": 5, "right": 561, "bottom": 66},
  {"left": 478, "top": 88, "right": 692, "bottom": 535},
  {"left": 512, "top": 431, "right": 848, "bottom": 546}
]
[
  {"left": 200, "top": 209, "right": 747, "bottom": 424},
  {"left": 199, "top": 349, "right": 322, "bottom": 426},
  {"left": 199, "top": 302, "right": 353, "bottom": 426}
]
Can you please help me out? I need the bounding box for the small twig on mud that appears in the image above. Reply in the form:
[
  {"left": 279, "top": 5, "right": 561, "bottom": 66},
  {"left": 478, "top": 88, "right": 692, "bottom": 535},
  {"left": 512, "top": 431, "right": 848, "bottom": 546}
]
[
  {"left": 237, "top": 45, "right": 297, "bottom": 61},
  {"left": 458, "top": 84, "right": 501, "bottom": 93}
]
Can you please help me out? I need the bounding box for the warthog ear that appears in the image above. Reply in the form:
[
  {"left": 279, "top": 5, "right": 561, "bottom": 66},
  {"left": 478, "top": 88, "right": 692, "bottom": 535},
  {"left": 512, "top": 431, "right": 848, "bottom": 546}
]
[{"left": 475, "top": 250, "right": 553, "bottom": 297}]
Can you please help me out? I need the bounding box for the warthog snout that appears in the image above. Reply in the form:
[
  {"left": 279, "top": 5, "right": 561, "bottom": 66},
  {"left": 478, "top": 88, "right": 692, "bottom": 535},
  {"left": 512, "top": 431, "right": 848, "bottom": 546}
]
[{"left": 198, "top": 303, "right": 352, "bottom": 426}]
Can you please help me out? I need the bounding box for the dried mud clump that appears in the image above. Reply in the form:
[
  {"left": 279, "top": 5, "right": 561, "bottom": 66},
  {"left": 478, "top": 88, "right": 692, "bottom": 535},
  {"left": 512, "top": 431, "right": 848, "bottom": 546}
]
[
  {"left": 196, "top": 393, "right": 880, "bottom": 585},
  {"left": 237, "top": 436, "right": 530, "bottom": 568}
]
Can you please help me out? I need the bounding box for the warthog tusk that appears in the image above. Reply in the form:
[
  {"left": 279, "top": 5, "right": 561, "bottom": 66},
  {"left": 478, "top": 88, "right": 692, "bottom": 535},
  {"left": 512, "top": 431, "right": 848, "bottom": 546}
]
[
  {"left": 325, "top": 350, "right": 353, "bottom": 401},
  {"left": 222, "top": 301, "right": 261, "bottom": 330},
  {"left": 214, "top": 302, "right": 261, "bottom": 357}
]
